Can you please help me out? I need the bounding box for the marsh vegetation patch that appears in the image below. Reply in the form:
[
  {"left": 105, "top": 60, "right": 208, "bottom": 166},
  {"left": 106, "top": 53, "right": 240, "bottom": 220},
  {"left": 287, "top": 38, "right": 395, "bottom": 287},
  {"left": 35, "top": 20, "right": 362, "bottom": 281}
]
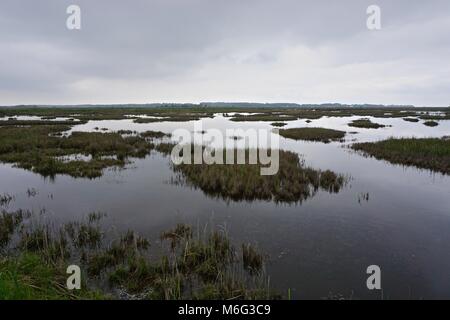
[
  {"left": 423, "top": 120, "right": 439, "bottom": 127},
  {"left": 348, "top": 119, "right": 386, "bottom": 129},
  {"left": 230, "top": 114, "right": 298, "bottom": 122},
  {"left": 403, "top": 117, "right": 420, "bottom": 123},
  {"left": 133, "top": 115, "right": 206, "bottom": 123},
  {"left": 0, "top": 209, "right": 275, "bottom": 300},
  {"left": 278, "top": 127, "right": 346, "bottom": 143},
  {"left": 157, "top": 144, "right": 347, "bottom": 203},
  {"left": 271, "top": 122, "right": 287, "bottom": 127},
  {"left": 1, "top": 106, "right": 449, "bottom": 124},
  {"left": 140, "top": 130, "right": 171, "bottom": 139},
  {"left": 0, "top": 125, "right": 153, "bottom": 178},
  {"left": 351, "top": 137, "right": 450, "bottom": 175}
]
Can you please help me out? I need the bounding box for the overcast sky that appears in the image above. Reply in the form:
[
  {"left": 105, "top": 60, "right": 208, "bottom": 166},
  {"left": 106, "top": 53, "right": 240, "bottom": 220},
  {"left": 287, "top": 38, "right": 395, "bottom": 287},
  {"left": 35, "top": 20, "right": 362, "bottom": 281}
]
[{"left": 0, "top": 0, "right": 449, "bottom": 106}]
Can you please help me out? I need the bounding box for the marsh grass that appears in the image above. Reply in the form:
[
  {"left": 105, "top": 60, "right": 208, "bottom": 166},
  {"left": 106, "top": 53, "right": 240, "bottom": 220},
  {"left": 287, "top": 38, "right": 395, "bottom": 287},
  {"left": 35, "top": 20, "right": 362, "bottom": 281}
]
[
  {"left": 134, "top": 115, "right": 207, "bottom": 123},
  {"left": 117, "top": 130, "right": 136, "bottom": 135},
  {"left": 223, "top": 108, "right": 449, "bottom": 121},
  {"left": 0, "top": 209, "right": 30, "bottom": 249},
  {"left": 0, "top": 253, "right": 106, "bottom": 299},
  {"left": 420, "top": 114, "right": 450, "bottom": 120},
  {"left": 0, "top": 125, "right": 153, "bottom": 178},
  {"left": 242, "top": 243, "right": 264, "bottom": 275},
  {"left": 348, "top": 119, "right": 386, "bottom": 129},
  {"left": 423, "top": 120, "right": 439, "bottom": 127},
  {"left": 1, "top": 106, "right": 449, "bottom": 123},
  {"left": 230, "top": 115, "right": 298, "bottom": 122},
  {"left": 271, "top": 122, "right": 287, "bottom": 127},
  {"left": 161, "top": 224, "right": 193, "bottom": 250},
  {"left": 0, "top": 209, "right": 276, "bottom": 300},
  {"left": 140, "top": 130, "right": 171, "bottom": 139},
  {"left": 156, "top": 144, "right": 347, "bottom": 203},
  {"left": 0, "top": 106, "right": 215, "bottom": 122},
  {"left": 278, "top": 127, "right": 346, "bottom": 143},
  {"left": 0, "top": 120, "right": 85, "bottom": 126},
  {"left": 403, "top": 118, "right": 420, "bottom": 123},
  {"left": 351, "top": 137, "right": 450, "bottom": 174}
]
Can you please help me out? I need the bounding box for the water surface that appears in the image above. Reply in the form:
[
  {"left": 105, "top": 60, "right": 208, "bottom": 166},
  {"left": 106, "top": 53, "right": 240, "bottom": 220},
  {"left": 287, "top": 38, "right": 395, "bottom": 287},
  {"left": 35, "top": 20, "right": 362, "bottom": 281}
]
[{"left": 1, "top": 114, "right": 449, "bottom": 299}]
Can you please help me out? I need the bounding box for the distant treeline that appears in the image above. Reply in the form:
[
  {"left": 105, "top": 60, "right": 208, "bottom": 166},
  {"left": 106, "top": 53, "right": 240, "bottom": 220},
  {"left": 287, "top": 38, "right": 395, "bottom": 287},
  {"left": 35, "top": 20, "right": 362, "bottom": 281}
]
[{"left": 3, "top": 102, "right": 446, "bottom": 110}]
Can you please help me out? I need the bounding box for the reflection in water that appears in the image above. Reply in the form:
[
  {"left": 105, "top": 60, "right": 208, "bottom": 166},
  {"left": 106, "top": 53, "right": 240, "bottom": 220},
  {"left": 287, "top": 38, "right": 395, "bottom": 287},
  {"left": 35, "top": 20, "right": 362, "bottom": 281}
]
[{"left": 0, "top": 115, "right": 450, "bottom": 299}]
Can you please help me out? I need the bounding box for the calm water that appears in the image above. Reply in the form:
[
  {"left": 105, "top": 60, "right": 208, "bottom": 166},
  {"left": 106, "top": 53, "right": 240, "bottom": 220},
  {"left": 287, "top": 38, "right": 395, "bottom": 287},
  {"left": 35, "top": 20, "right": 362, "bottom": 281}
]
[{"left": 1, "top": 114, "right": 450, "bottom": 299}]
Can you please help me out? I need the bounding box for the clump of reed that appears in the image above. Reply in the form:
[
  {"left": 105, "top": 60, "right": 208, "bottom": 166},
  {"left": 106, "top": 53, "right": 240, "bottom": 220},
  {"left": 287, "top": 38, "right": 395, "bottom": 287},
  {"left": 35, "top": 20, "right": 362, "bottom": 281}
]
[
  {"left": 117, "top": 130, "right": 137, "bottom": 135},
  {"left": 134, "top": 115, "right": 205, "bottom": 123},
  {"left": 242, "top": 243, "right": 265, "bottom": 275},
  {"left": 86, "top": 230, "right": 150, "bottom": 277},
  {"left": 423, "top": 120, "right": 439, "bottom": 127},
  {"left": 403, "top": 118, "right": 419, "bottom": 123},
  {"left": 160, "top": 223, "right": 193, "bottom": 249},
  {"left": 271, "top": 122, "right": 287, "bottom": 127},
  {"left": 348, "top": 119, "right": 386, "bottom": 129},
  {"left": 230, "top": 114, "right": 298, "bottom": 122},
  {"left": 156, "top": 143, "right": 347, "bottom": 203},
  {"left": 0, "top": 125, "right": 154, "bottom": 178},
  {"left": 352, "top": 137, "right": 450, "bottom": 175},
  {"left": 278, "top": 127, "right": 346, "bottom": 143},
  {"left": 1, "top": 105, "right": 449, "bottom": 123},
  {"left": 140, "top": 130, "right": 171, "bottom": 139},
  {"left": 0, "top": 209, "right": 31, "bottom": 249},
  {"left": 0, "top": 120, "right": 86, "bottom": 126}
]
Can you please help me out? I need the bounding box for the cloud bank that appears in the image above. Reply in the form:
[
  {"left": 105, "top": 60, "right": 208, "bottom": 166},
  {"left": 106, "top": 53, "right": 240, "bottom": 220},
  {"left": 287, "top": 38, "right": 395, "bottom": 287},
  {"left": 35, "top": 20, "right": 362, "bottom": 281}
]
[{"left": 0, "top": 0, "right": 449, "bottom": 106}]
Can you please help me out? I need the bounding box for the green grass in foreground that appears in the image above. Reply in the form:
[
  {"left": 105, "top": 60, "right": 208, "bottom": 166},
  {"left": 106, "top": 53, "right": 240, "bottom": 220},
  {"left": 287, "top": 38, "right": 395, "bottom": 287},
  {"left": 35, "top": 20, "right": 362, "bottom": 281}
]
[
  {"left": 0, "top": 253, "right": 106, "bottom": 300},
  {"left": 0, "top": 210, "right": 276, "bottom": 300},
  {"left": 351, "top": 137, "right": 450, "bottom": 174},
  {"left": 278, "top": 127, "right": 346, "bottom": 143},
  {"left": 348, "top": 119, "right": 386, "bottom": 129}
]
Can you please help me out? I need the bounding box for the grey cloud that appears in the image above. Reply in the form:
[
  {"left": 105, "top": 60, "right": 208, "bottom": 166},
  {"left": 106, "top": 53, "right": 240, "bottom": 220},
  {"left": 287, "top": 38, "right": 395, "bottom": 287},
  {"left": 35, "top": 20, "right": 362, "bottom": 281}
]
[{"left": 0, "top": 0, "right": 449, "bottom": 105}]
